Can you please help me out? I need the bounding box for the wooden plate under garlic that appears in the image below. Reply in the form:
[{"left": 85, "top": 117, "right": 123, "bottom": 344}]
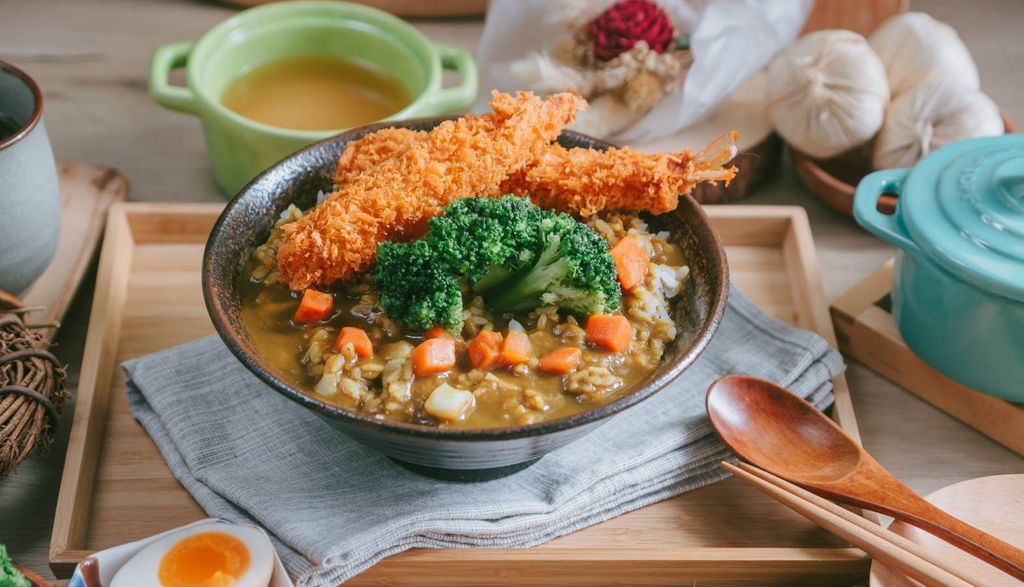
[{"left": 791, "top": 110, "right": 1018, "bottom": 217}]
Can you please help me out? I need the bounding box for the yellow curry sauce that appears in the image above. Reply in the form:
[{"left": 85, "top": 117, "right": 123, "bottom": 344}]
[{"left": 240, "top": 212, "right": 689, "bottom": 429}]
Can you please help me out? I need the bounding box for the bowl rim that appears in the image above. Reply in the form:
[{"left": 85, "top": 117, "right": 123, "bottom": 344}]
[
  {"left": 202, "top": 118, "right": 730, "bottom": 441},
  {"left": 0, "top": 60, "right": 44, "bottom": 152}
]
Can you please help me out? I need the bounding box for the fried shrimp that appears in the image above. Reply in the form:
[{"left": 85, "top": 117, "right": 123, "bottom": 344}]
[
  {"left": 504, "top": 132, "right": 738, "bottom": 215},
  {"left": 334, "top": 126, "right": 738, "bottom": 216},
  {"left": 333, "top": 127, "right": 421, "bottom": 186},
  {"left": 277, "top": 90, "right": 587, "bottom": 291}
]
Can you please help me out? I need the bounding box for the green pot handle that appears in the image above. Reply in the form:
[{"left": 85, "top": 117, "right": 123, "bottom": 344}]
[
  {"left": 853, "top": 169, "right": 920, "bottom": 254},
  {"left": 428, "top": 42, "right": 478, "bottom": 113},
  {"left": 150, "top": 41, "right": 198, "bottom": 115}
]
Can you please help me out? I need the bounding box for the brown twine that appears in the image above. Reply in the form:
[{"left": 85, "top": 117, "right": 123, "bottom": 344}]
[{"left": 0, "top": 311, "right": 67, "bottom": 478}]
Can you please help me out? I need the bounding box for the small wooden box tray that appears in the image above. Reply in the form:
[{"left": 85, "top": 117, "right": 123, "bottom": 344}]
[
  {"left": 831, "top": 259, "right": 1024, "bottom": 457},
  {"left": 52, "top": 203, "right": 868, "bottom": 586}
]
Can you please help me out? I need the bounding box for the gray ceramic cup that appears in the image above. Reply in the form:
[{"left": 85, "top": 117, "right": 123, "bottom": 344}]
[{"left": 0, "top": 61, "right": 60, "bottom": 295}]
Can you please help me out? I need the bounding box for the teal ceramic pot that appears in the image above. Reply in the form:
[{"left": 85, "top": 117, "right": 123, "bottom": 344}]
[
  {"left": 0, "top": 61, "right": 60, "bottom": 296},
  {"left": 854, "top": 135, "right": 1024, "bottom": 402}
]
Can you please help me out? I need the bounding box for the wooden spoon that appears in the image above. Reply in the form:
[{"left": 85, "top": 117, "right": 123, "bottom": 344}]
[{"left": 706, "top": 374, "right": 1024, "bottom": 581}]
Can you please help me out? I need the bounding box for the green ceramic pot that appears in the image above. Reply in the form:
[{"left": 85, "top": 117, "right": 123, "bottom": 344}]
[{"left": 149, "top": 1, "right": 477, "bottom": 196}]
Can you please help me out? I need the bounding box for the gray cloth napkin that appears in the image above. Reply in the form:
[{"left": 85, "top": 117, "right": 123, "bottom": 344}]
[{"left": 123, "top": 286, "right": 843, "bottom": 586}]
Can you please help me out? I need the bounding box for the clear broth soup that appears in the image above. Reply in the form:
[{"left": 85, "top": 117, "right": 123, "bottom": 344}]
[{"left": 222, "top": 55, "right": 412, "bottom": 131}]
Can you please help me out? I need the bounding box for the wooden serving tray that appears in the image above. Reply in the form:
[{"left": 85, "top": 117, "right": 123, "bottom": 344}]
[
  {"left": 52, "top": 203, "right": 867, "bottom": 585},
  {"left": 832, "top": 259, "right": 1024, "bottom": 457}
]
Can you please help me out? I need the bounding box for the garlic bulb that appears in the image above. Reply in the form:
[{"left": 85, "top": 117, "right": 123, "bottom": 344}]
[
  {"left": 869, "top": 12, "right": 979, "bottom": 97},
  {"left": 873, "top": 78, "right": 1003, "bottom": 170},
  {"left": 767, "top": 30, "right": 889, "bottom": 159}
]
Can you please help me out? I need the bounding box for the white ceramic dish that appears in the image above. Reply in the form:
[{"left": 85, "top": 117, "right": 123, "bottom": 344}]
[{"left": 68, "top": 518, "right": 294, "bottom": 587}]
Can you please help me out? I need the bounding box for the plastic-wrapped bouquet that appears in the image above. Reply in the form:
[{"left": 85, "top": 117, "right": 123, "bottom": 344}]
[
  {"left": 510, "top": 0, "right": 693, "bottom": 136},
  {"left": 476, "top": 0, "right": 811, "bottom": 142}
]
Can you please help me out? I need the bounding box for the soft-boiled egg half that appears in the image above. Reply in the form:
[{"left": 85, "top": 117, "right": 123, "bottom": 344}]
[{"left": 111, "top": 521, "right": 274, "bottom": 587}]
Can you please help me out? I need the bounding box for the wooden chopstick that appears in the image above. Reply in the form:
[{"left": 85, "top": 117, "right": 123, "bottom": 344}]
[{"left": 723, "top": 461, "right": 997, "bottom": 587}]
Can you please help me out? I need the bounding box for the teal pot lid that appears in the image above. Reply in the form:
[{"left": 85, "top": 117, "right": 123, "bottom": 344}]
[{"left": 901, "top": 134, "right": 1024, "bottom": 302}]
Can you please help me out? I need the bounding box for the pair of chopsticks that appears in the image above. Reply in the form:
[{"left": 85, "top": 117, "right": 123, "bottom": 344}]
[{"left": 724, "top": 461, "right": 999, "bottom": 587}]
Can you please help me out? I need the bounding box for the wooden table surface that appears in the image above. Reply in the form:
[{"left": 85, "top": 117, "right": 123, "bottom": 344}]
[{"left": 1, "top": 0, "right": 1021, "bottom": 581}]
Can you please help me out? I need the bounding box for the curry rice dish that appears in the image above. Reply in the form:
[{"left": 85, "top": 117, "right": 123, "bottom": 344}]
[{"left": 240, "top": 90, "right": 737, "bottom": 430}]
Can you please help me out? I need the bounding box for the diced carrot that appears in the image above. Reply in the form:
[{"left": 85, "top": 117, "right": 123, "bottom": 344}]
[
  {"left": 425, "top": 326, "right": 453, "bottom": 339},
  {"left": 467, "top": 330, "right": 503, "bottom": 370},
  {"left": 410, "top": 337, "right": 456, "bottom": 377},
  {"left": 585, "top": 314, "right": 632, "bottom": 352},
  {"left": 293, "top": 289, "right": 334, "bottom": 323},
  {"left": 478, "top": 330, "right": 504, "bottom": 347},
  {"left": 499, "top": 330, "right": 532, "bottom": 365},
  {"left": 335, "top": 326, "right": 373, "bottom": 358},
  {"left": 538, "top": 347, "right": 582, "bottom": 375},
  {"left": 610, "top": 235, "right": 650, "bottom": 291}
]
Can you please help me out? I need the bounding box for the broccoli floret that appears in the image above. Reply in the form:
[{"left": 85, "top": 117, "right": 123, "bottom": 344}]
[
  {"left": 484, "top": 212, "right": 621, "bottom": 315},
  {"left": 374, "top": 196, "right": 620, "bottom": 330},
  {"left": 426, "top": 196, "right": 544, "bottom": 293},
  {"left": 374, "top": 239, "right": 463, "bottom": 332}
]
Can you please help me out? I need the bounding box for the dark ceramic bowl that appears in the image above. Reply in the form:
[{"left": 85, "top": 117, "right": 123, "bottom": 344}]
[{"left": 203, "top": 118, "right": 729, "bottom": 481}]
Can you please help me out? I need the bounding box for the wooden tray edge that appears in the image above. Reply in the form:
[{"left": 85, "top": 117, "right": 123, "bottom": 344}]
[
  {"left": 830, "top": 258, "right": 1024, "bottom": 456},
  {"left": 50, "top": 204, "right": 136, "bottom": 568},
  {"left": 706, "top": 205, "right": 860, "bottom": 440},
  {"left": 355, "top": 547, "right": 868, "bottom": 586}
]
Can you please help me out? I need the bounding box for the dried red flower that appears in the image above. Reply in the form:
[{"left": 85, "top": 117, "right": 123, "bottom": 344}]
[{"left": 586, "top": 0, "right": 676, "bottom": 61}]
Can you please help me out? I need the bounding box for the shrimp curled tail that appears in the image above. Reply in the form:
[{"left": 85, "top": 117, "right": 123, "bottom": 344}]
[{"left": 688, "top": 131, "right": 740, "bottom": 185}]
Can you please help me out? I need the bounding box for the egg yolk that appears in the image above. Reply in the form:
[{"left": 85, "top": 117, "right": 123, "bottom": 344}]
[{"left": 158, "top": 531, "right": 250, "bottom": 587}]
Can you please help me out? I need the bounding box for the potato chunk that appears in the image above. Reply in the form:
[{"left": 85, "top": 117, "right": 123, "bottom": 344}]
[
  {"left": 313, "top": 372, "right": 339, "bottom": 397},
  {"left": 424, "top": 383, "right": 476, "bottom": 423}
]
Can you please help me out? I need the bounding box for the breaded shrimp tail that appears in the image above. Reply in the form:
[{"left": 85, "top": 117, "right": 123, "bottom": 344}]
[
  {"left": 335, "top": 128, "right": 739, "bottom": 216},
  {"left": 277, "top": 90, "right": 587, "bottom": 291},
  {"left": 504, "top": 132, "right": 739, "bottom": 216}
]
